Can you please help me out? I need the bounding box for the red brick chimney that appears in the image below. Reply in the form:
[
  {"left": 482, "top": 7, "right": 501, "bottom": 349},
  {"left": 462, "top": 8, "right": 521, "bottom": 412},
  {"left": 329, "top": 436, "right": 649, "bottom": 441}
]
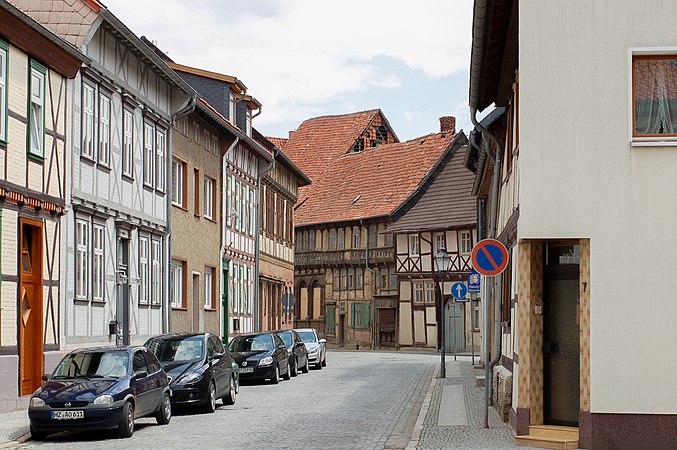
[{"left": 439, "top": 116, "right": 456, "bottom": 134}]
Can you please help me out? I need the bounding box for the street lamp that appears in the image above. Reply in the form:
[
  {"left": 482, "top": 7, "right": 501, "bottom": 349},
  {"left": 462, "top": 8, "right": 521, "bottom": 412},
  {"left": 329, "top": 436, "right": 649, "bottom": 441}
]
[{"left": 435, "top": 248, "right": 452, "bottom": 378}]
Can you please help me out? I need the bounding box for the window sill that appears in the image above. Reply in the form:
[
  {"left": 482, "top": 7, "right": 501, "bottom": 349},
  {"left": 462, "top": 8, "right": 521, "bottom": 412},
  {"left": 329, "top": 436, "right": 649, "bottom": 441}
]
[
  {"left": 138, "top": 302, "right": 151, "bottom": 308},
  {"left": 80, "top": 154, "right": 96, "bottom": 165},
  {"left": 150, "top": 303, "right": 161, "bottom": 309},
  {"left": 97, "top": 163, "right": 111, "bottom": 173},
  {"left": 204, "top": 307, "right": 217, "bottom": 312},
  {"left": 172, "top": 203, "right": 187, "bottom": 211},
  {"left": 203, "top": 215, "right": 217, "bottom": 223},
  {"left": 143, "top": 183, "right": 155, "bottom": 193},
  {"left": 631, "top": 140, "right": 677, "bottom": 147},
  {"left": 155, "top": 188, "right": 166, "bottom": 196},
  {"left": 28, "top": 152, "right": 44, "bottom": 164},
  {"left": 0, "top": 140, "right": 7, "bottom": 150},
  {"left": 122, "top": 173, "right": 134, "bottom": 183},
  {"left": 172, "top": 306, "right": 188, "bottom": 311}
]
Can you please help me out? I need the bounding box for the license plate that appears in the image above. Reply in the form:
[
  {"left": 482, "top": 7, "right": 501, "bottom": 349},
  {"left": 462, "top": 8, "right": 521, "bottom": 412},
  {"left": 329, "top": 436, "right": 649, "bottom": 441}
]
[
  {"left": 51, "top": 410, "right": 84, "bottom": 420},
  {"left": 240, "top": 367, "right": 254, "bottom": 373}
]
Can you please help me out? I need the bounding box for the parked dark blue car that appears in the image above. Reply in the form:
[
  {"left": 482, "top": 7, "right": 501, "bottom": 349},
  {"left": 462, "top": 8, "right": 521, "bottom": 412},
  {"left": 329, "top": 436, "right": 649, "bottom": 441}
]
[{"left": 28, "top": 346, "right": 171, "bottom": 440}]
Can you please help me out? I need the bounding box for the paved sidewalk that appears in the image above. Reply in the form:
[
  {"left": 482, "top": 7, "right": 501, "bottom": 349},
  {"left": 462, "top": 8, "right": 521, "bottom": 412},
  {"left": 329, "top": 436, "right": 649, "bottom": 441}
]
[
  {"left": 408, "top": 361, "right": 536, "bottom": 450},
  {"left": 0, "top": 408, "right": 29, "bottom": 449}
]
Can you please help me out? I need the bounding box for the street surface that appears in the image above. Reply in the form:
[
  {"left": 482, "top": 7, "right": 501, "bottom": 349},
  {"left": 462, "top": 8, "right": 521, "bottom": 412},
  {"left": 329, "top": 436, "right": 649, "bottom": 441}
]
[{"left": 24, "top": 351, "right": 438, "bottom": 450}]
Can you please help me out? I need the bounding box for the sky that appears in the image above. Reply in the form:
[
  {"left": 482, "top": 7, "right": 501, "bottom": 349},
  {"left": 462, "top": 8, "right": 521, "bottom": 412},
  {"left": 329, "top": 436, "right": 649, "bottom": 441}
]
[{"left": 105, "top": 0, "right": 474, "bottom": 142}]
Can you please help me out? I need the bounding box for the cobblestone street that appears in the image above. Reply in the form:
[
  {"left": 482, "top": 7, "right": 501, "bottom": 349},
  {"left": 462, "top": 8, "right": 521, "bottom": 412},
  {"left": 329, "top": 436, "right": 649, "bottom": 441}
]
[{"left": 21, "top": 351, "right": 437, "bottom": 450}]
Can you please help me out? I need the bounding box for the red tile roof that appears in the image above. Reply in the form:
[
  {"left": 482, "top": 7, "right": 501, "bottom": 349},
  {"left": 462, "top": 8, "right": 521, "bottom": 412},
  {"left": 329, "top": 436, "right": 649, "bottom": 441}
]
[
  {"left": 295, "top": 132, "right": 464, "bottom": 226},
  {"left": 266, "top": 136, "right": 289, "bottom": 150},
  {"left": 282, "top": 109, "right": 383, "bottom": 182}
]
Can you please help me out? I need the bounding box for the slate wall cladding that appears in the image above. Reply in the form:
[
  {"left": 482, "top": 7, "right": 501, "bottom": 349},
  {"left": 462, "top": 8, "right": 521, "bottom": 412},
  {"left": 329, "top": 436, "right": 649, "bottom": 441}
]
[{"left": 177, "top": 72, "right": 228, "bottom": 118}]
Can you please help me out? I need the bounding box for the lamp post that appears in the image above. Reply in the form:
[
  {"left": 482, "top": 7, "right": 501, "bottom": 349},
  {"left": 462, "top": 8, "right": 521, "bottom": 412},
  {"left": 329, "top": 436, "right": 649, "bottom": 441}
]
[{"left": 435, "top": 248, "right": 452, "bottom": 379}]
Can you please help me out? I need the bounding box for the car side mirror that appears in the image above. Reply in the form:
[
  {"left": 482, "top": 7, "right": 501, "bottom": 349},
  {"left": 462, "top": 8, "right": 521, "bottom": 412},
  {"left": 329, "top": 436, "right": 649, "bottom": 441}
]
[
  {"left": 319, "top": 339, "right": 327, "bottom": 344},
  {"left": 277, "top": 344, "right": 286, "bottom": 350},
  {"left": 132, "top": 370, "right": 148, "bottom": 381},
  {"left": 41, "top": 373, "right": 50, "bottom": 383},
  {"left": 211, "top": 352, "right": 224, "bottom": 360}
]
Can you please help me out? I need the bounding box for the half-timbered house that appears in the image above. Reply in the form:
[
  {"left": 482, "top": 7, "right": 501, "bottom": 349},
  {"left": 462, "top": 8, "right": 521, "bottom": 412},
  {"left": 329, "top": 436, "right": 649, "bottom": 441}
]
[
  {"left": 388, "top": 118, "right": 477, "bottom": 353},
  {"left": 0, "top": 0, "right": 85, "bottom": 409},
  {"left": 11, "top": 0, "right": 197, "bottom": 349},
  {"left": 254, "top": 132, "right": 310, "bottom": 332},
  {"left": 165, "top": 62, "right": 273, "bottom": 339}
]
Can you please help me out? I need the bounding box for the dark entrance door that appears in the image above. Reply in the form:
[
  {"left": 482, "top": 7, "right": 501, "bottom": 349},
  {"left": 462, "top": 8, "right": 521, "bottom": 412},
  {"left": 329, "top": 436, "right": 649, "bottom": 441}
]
[
  {"left": 117, "top": 233, "right": 129, "bottom": 346},
  {"left": 19, "top": 219, "right": 43, "bottom": 396},
  {"left": 543, "top": 244, "right": 580, "bottom": 426}
]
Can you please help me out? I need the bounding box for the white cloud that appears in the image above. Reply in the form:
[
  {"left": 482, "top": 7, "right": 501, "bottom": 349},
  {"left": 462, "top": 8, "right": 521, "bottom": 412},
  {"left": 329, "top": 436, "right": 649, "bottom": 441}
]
[
  {"left": 105, "top": 0, "right": 472, "bottom": 131},
  {"left": 403, "top": 111, "right": 422, "bottom": 122}
]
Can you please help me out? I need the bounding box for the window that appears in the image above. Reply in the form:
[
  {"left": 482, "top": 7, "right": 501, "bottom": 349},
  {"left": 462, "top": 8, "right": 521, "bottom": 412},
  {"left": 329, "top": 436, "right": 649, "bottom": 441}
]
[
  {"left": 235, "top": 181, "right": 241, "bottom": 231},
  {"left": 247, "top": 266, "right": 253, "bottom": 314},
  {"left": 193, "top": 120, "right": 200, "bottom": 143},
  {"left": 329, "top": 229, "right": 337, "bottom": 250},
  {"left": 29, "top": 64, "right": 45, "bottom": 158},
  {"left": 352, "top": 138, "right": 364, "bottom": 152},
  {"left": 368, "top": 225, "right": 378, "bottom": 248},
  {"left": 425, "top": 281, "right": 435, "bottom": 304},
  {"left": 92, "top": 224, "right": 105, "bottom": 302},
  {"left": 435, "top": 233, "right": 446, "bottom": 253},
  {"left": 98, "top": 93, "right": 111, "bottom": 165},
  {"left": 380, "top": 268, "right": 389, "bottom": 290},
  {"left": 632, "top": 54, "right": 677, "bottom": 139},
  {"left": 460, "top": 230, "right": 472, "bottom": 254},
  {"left": 409, "top": 234, "right": 419, "bottom": 256},
  {"left": 352, "top": 226, "right": 360, "bottom": 248},
  {"left": 123, "top": 109, "right": 134, "bottom": 177},
  {"left": 204, "top": 130, "right": 210, "bottom": 152},
  {"left": 414, "top": 281, "right": 424, "bottom": 304},
  {"left": 194, "top": 168, "right": 200, "bottom": 216},
  {"left": 75, "top": 220, "right": 90, "bottom": 300},
  {"left": 229, "top": 92, "right": 236, "bottom": 122},
  {"left": 340, "top": 268, "right": 347, "bottom": 290},
  {"left": 473, "top": 301, "right": 481, "bottom": 330},
  {"left": 348, "top": 267, "right": 355, "bottom": 289},
  {"left": 337, "top": 228, "right": 345, "bottom": 250},
  {"left": 390, "top": 269, "right": 397, "bottom": 289},
  {"left": 232, "top": 264, "right": 239, "bottom": 314},
  {"left": 82, "top": 83, "right": 95, "bottom": 158},
  {"left": 151, "top": 240, "right": 161, "bottom": 305},
  {"left": 139, "top": 236, "right": 149, "bottom": 304},
  {"left": 243, "top": 185, "right": 249, "bottom": 232},
  {"left": 171, "top": 260, "right": 183, "bottom": 308},
  {"left": 245, "top": 109, "right": 252, "bottom": 136},
  {"left": 171, "top": 159, "right": 185, "bottom": 207},
  {"left": 204, "top": 177, "right": 214, "bottom": 219},
  {"left": 333, "top": 269, "right": 340, "bottom": 290},
  {"left": 250, "top": 187, "right": 257, "bottom": 236},
  {"left": 351, "top": 302, "right": 370, "bottom": 329},
  {"left": 0, "top": 41, "right": 6, "bottom": 142},
  {"left": 355, "top": 268, "right": 363, "bottom": 289},
  {"left": 375, "top": 125, "right": 388, "bottom": 143},
  {"left": 143, "top": 123, "right": 154, "bottom": 186},
  {"left": 204, "top": 267, "right": 213, "bottom": 309},
  {"left": 156, "top": 129, "right": 166, "bottom": 191},
  {"left": 385, "top": 232, "right": 393, "bottom": 247},
  {"left": 308, "top": 229, "right": 316, "bottom": 251},
  {"left": 226, "top": 176, "right": 233, "bottom": 228}
]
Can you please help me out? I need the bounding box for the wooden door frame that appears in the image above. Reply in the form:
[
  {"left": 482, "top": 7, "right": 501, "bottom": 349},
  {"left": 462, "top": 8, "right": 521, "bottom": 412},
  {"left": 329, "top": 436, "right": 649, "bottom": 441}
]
[{"left": 18, "top": 217, "right": 44, "bottom": 396}]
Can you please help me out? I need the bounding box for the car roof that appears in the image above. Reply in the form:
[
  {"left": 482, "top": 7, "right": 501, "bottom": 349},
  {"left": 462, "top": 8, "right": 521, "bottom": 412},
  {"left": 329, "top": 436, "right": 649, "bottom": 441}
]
[
  {"left": 232, "top": 332, "right": 274, "bottom": 338},
  {"left": 293, "top": 328, "right": 317, "bottom": 333},
  {"left": 148, "top": 332, "right": 210, "bottom": 339},
  {"left": 67, "top": 346, "right": 141, "bottom": 354}
]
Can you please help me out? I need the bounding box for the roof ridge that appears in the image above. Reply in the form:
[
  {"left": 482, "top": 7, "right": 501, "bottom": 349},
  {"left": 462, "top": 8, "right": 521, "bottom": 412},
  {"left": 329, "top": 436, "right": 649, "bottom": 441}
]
[{"left": 298, "top": 108, "right": 380, "bottom": 125}]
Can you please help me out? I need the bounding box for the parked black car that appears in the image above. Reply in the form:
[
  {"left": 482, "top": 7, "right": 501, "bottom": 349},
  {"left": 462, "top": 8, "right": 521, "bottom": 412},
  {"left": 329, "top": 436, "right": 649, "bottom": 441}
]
[
  {"left": 145, "top": 333, "right": 237, "bottom": 413},
  {"left": 275, "top": 330, "right": 309, "bottom": 377},
  {"left": 229, "top": 333, "right": 290, "bottom": 384},
  {"left": 28, "top": 346, "right": 171, "bottom": 440}
]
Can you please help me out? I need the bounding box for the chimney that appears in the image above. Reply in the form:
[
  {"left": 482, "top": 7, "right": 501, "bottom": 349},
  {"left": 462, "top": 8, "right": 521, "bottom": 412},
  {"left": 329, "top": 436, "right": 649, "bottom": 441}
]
[
  {"left": 439, "top": 116, "right": 456, "bottom": 134},
  {"left": 288, "top": 130, "right": 296, "bottom": 140}
]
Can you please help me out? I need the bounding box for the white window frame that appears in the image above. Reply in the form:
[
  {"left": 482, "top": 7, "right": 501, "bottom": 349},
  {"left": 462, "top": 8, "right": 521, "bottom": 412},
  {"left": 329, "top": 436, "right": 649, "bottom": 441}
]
[
  {"left": 232, "top": 264, "right": 239, "bottom": 314},
  {"left": 98, "top": 93, "right": 110, "bottom": 165},
  {"left": 352, "top": 226, "right": 360, "bottom": 248},
  {"left": 628, "top": 47, "right": 677, "bottom": 146},
  {"left": 409, "top": 234, "right": 419, "bottom": 256},
  {"left": 247, "top": 266, "right": 252, "bottom": 314},
  {"left": 460, "top": 230, "right": 472, "bottom": 254},
  {"left": 82, "top": 83, "right": 95, "bottom": 159},
  {"left": 243, "top": 185, "right": 249, "bottom": 233},
  {"left": 424, "top": 280, "right": 435, "bottom": 304},
  {"left": 435, "top": 233, "right": 446, "bottom": 253},
  {"left": 29, "top": 66, "right": 45, "bottom": 158},
  {"left": 414, "top": 281, "right": 424, "bottom": 304},
  {"left": 171, "top": 260, "right": 183, "bottom": 308},
  {"left": 245, "top": 108, "right": 252, "bottom": 136},
  {"left": 143, "top": 122, "right": 155, "bottom": 186},
  {"left": 204, "top": 267, "right": 213, "bottom": 309},
  {"left": 0, "top": 44, "right": 7, "bottom": 143},
  {"left": 204, "top": 177, "right": 214, "bottom": 219},
  {"left": 172, "top": 158, "right": 184, "bottom": 207},
  {"left": 139, "top": 236, "right": 149, "bottom": 304},
  {"left": 75, "top": 219, "right": 90, "bottom": 300},
  {"left": 235, "top": 181, "right": 241, "bottom": 231},
  {"left": 249, "top": 186, "right": 256, "bottom": 237},
  {"left": 229, "top": 92, "right": 236, "bottom": 123},
  {"left": 156, "top": 128, "right": 166, "bottom": 191},
  {"left": 92, "top": 224, "right": 105, "bottom": 302},
  {"left": 151, "top": 240, "right": 161, "bottom": 305},
  {"left": 123, "top": 109, "right": 134, "bottom": 177}
]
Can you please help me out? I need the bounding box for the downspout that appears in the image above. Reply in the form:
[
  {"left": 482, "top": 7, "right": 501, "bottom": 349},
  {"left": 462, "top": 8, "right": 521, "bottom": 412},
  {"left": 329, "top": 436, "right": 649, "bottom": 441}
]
[
  {"left": 361, "top": 219, "right": 376, "bottom": 349},
  {"left": 255, "top": 153, "right": 276, "bottom": 333},
  {"left": 470, "top": 108, "right": 503, "bottom": 427},
  {"left": 220, "top": 136, "right": 239, "bottom": 341},
  {"left": 167, "top": 94, "right": 197, "bottom": 333}
]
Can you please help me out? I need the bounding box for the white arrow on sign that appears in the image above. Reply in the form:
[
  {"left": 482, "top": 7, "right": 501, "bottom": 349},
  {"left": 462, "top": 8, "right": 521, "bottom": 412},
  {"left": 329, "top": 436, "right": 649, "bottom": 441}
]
[{"left": 455, "top": 284, "right": 464, "bottom": 297}]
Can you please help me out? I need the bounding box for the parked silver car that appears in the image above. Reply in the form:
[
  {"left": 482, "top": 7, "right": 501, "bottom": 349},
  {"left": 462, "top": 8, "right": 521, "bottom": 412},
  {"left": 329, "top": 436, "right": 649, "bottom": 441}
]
[{"left": 294, "top": 328, "right": 326, "bottom": 370}]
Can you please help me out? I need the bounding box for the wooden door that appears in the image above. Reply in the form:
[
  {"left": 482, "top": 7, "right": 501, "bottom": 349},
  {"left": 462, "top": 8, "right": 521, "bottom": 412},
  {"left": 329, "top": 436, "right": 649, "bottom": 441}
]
[{"left": 19, "top": 219, "right": 43, "bottom": 396}]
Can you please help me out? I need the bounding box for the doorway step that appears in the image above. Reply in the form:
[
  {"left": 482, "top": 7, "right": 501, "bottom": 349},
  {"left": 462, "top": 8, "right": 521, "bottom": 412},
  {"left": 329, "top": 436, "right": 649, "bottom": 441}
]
[{"left": 515, "top": 425, "right": 579, "bottom": 449}]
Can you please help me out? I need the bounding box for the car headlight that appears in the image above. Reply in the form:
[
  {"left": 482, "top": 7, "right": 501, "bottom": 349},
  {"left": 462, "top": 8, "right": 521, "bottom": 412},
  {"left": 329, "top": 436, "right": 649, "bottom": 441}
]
[
  {"left": 258, "top": 356, "right": 274, "bottom": 366},
  {"left": 178, "top": 372, "right": 203, "bottom": 385},
  {"left": 308, "top": 347, "right": 318, "bottom": 355},
  {"left": 30, "top": 397, "right": 45, "bottom": 408},
  {"left": 93, "top": 395, "right": 114, "bottom": 405}
]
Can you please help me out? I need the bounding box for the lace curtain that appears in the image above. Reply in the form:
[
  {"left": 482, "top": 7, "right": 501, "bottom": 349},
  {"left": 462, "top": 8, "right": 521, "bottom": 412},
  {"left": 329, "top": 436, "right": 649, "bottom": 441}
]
[{"left": 634, "top": 58, "right": 677, "bottom": 135}]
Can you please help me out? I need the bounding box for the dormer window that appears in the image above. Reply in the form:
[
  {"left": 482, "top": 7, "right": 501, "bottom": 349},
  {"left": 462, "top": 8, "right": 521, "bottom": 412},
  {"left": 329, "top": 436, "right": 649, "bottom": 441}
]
[
  {"left": 375, "top": 125, "right": 388, "bottom": 143},
  {"left": 246, "top": 109, "right": 252, "bottom": 136},
  {"left": 229, "top": 91, "right": 236, "bottom": 123},
  {"left": 352, "top": 138, "right": 364, "bottom": 152}
]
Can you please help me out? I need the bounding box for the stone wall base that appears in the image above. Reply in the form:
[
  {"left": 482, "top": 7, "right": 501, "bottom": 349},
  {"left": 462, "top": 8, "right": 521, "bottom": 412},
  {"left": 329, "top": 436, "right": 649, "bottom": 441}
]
[{"left": 492, "top": 365, "right": 512, "bottom": 422}]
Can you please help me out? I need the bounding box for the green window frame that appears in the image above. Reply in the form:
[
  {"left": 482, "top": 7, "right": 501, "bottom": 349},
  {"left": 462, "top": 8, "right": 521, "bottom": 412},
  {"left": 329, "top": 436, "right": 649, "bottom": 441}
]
[
  {"left": 0, "top": 40, "right": 8, "bottom": 144},
  {"left": 326, "top": 306, "right": 336, "bottom": 335},
  {"left": 28, "top": 60, "right": 46, "bottom": 160},
  {"left": 351, "top": 301, "right": 370, "bottom": 329}
]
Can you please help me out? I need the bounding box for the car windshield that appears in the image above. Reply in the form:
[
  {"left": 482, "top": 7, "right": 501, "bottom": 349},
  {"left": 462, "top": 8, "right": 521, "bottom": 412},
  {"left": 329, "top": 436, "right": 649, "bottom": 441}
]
[
  {"left": 296, "top": 331, "right": 317, "bottom": 343},
  {"left": 229, "top": 335, "right": 274, "bottom": 352},
  {"left": 52, "top": 351, "right": 129, "bottom": 379},
  {"left": 146, "top": 336, "right": 205, "bottom": 363},
  {"left": 278, "top": 332, "right": 293, "bottom": 348}
]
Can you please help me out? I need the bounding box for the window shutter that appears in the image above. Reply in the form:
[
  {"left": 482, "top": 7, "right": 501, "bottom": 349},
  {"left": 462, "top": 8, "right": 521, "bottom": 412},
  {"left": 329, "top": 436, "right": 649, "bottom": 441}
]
[
  {"left": 351, "top": 302, "right": 356, "bottom": 327},
  {"left": 363, "top": 303, "right": 371, "bottom": 328}
]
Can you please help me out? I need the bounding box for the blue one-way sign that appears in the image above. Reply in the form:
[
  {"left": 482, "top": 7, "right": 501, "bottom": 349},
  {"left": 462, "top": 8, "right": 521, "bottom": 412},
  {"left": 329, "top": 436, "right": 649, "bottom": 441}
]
[{"left": 451, "top": 282, "right": 468, "bottom": 300}]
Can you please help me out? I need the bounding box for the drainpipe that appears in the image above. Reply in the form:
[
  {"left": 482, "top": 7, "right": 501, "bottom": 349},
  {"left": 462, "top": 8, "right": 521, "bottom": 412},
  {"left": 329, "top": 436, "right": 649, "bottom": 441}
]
[
  {"left": 221, "top": 136, "right": 239, "bottom": 340},
  {"left": 255, "top": 154, "right": 276, "bottom": 332},
  {"left": 167, "top": 94, "right": 197, "bottom": 333},
  {"left": 470, "top": 107, "right": 504, "bottom": 428},
  {"left": 361, "top": 219, "right": 376, "bottom": 349}
]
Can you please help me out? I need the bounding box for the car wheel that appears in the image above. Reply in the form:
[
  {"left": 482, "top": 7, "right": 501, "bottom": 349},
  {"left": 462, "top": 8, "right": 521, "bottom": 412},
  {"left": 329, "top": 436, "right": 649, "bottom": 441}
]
[
  {"left": 301, "top": 356, "right": 309, "bottom": 374},
  {"left": 223, "top": 376, "right": 237, "bottom": 405},
  {"left": 271, "top": 365, "right": 280, "bottom": 384},
  {"left": 290, "top": 357, "right": 298, "bottom": 377},
  {"left": 204, "top": 380, "right": 217, "bottom": 413},
  {"left": 155, "top": 392, "right": 171, "bottom": 425},
  {"left": 283, "top": 361, "right": 291, "bottom": 381},
  {"left": 30, "top": 427, "right": 47, "bottom": 441},
  {"left": 117, "top": 401, "right": 134, "bottom": 438}
]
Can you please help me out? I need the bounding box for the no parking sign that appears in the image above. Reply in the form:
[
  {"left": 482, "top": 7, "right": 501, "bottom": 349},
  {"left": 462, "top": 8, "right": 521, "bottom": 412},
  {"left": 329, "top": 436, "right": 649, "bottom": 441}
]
[{"left": 471, "top": 239, "right": 509, "bottom": 277}]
